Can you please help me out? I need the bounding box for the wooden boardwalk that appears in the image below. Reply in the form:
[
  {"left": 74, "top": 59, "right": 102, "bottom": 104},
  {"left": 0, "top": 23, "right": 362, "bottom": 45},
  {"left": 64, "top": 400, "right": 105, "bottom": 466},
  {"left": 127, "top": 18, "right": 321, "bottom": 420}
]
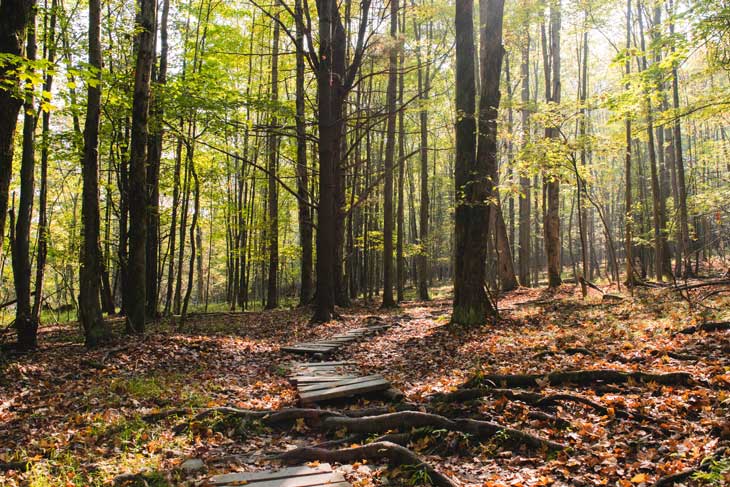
[
  {"left": 281, "top": 318, "right": 391, "bottom": 356},
  {"left": 289, "top": 361, "right": 390, "bottom": 404},
  {"left": 209, "top": 463, "right": 348, "bottom": 487}
]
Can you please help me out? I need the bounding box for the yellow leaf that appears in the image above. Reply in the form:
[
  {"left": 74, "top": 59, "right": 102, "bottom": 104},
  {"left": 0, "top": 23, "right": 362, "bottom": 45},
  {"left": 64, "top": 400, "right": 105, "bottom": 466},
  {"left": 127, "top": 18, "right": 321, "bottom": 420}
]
[{"left": 630, "top": 473, "right": 648, "bottom": 483}]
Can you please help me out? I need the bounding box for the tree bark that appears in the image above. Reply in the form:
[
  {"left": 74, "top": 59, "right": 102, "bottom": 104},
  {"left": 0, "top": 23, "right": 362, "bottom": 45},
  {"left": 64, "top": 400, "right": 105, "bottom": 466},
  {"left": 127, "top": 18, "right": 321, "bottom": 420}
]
[
  {"left": 13, "top": 6, "right": 38, "bottom": 350},
  {"left": 544, "top": 0, "right": 562, "bottom": 288},
  {"left": 452, "top": 0, "right": 497, "bottom": 325},
  {"left": 266, "top": 17, "right": 280, "bottom": 310},
  {"left": 0, "top": 0, "right": 34, "bottom": 270},
  {"left": 126, "top": 0, "right": 157, "bottom": 333},
  {"left": 78, "top": 0, "right": 110, "bottom": 347},
  {"left": 381, "top": 0, "right": 398, "bottom": 308},
  {"left": 518, "top": 26, "right": 531, "bottom": 287},
  {"left": 294, "top": 0, "right": 313, "bottom": 306}
]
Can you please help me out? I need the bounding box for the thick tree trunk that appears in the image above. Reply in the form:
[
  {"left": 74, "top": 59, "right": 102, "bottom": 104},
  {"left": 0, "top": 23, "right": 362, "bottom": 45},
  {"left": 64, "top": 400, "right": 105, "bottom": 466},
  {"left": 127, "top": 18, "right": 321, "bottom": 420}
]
[
  {"left": 126, "top": 0, "right": 156, "bottom": 333},
  {"left": 452, "top": 0, "right": 497, "bottom": 325},
  {"left": 13, "top": 9, "right": 38, "bottom": 350},
  {"left": 313, "top": 0, "right": 347, "bottom": 322},
  {"left": 78, "top": 0, "right": 109, "bottom": 347},
  {"left": 0, "top": 0, "right": 33, "bottom": 269}
]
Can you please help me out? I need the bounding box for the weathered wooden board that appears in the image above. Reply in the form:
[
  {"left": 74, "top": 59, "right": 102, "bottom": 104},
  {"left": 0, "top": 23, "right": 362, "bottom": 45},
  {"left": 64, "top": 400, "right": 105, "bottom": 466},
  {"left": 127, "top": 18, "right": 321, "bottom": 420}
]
[
  {"left": 299, "top": 377, "right": 391, "bottom": 403},
  {"left": 291, "top": 375, "right": 359, "bottom": 384},
  {"left": 208, "top": 463, "right": 340, "bottom": 486},
  {"left": 298, "top": 375, "right": 386, "bottom": 393}
]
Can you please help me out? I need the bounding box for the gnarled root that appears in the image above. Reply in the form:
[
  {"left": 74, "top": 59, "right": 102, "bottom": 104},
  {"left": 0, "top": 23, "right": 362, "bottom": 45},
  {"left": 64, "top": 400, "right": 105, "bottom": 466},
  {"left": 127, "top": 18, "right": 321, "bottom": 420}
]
[
  {"left": 277, "top": 441, "right": 456, "bottom": 487},
  {"left": 463, "top": 369, "right": 694, "bottom": 389},
  {"left": 320, "top": 411, "right": 566, "bottom": 450}
]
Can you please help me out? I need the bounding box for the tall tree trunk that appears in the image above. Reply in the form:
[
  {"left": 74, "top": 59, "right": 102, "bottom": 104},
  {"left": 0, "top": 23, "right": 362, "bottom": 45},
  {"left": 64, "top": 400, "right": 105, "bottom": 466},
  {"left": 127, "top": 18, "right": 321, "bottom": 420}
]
[
  {"left": 396, "top": 16, "right": 406, "bottom": 303},
  {"left": 544, "top": 0, "right": 562, "bottom": 288},
  {"left": 624, "top": 0, "right": 634, "bottom": 285},
  {"left": 126, "top": 0, "right": 157, "bottom": 333},
  {"left": 266, "top": 17, "right": 280, "bottom": 310},
  {"left": 669, "top": 0, "right": 691, "bottom": 278},
  {"left": 33, "top": 0, "right": 57, "bottom": 319},
  {"left": 312, "top": 0, "right": 371, "bottom": 321},
  {"left": 78, "top": 0, "right": 109, "bottom": 347},
  {"left": 0, "top": 0, "right": 34, "bottom": 269},
  {"left": 313, "top": 0, "right": 347, "bottom": 321},
  {"left": 294, "top": 0, "right": 312, "bottom": 305},
  {"left": 381, "top": 0, "right": 398, "bottom": 308},
  {"left": 452, "top": 0, "right": 498, "bottom": 325},
  {"left": 146, "top": 0, "right": 170, "bottom": 319},
  {"left": 577, "top": 15, "right": 589, "bottom": 296},
  {"left": 518, "top": 26, "right": 531, "bottom": 287},
  {"left": 13, "top": 6, "right": 37, "bottom": 350},
  {"left": 637, "top": 3, "right": 666, "bottom": 281},
  {"left": 414, "top": 7, "right": 431, "bottom": 301}
]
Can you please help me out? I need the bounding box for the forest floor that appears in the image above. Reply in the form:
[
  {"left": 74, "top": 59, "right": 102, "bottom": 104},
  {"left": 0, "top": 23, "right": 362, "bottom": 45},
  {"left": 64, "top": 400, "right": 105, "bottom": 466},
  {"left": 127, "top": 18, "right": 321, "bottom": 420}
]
[{"left": 1, "top": 282, "right": 729, "bottom": 486}]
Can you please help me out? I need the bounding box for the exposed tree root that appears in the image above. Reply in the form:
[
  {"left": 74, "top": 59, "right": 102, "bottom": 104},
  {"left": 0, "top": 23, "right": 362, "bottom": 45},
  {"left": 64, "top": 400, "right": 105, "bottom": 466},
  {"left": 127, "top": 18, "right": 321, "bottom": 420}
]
[
  {"left": 463, "top": 369, "right": 694, "bottom": 389},
  {"left": 276, "top": 441, "right": 456, "bottom": 487},
  {"left": 173, "top": 407, "right": 565, "bottom": 450},
  {"left": 319, "top": 411, "right": 566, "bottom": 450},
  {"left": 675, "top": 321, "right": 730, "bottom": 335},
  {"left": 432, "top": 388, "right": 662, "bottom": 434},
  {"left": 141, "top": 407, "right": 190, "bottom": 423},
  {"left": 0, "top": 461, "right": 29, "bottom": 472},
  {"left": 526, "top": 410, "right": 572, "bottom": 429},
  {"left": 651, "top": 446, "right": 727, "bottom": 486},
  {"left": 532, "top": 347, "right": 595, "bottom": 359}
]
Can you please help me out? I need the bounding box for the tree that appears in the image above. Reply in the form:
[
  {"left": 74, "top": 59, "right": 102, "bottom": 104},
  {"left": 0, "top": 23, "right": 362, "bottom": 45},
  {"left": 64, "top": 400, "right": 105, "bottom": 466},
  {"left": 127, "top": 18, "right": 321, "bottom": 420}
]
[
  {"left": 0, "top": 0, "right": 34, "bottom": 276},
  {"left": 126, "top": 0, "right": 157, "bottom": 333},
  {"left": 543, "top": 0, "right": 562, "bottom": 288},
  {"left": 312, "top": 0, "right": 372, "bottom": 322},
  {"left": 12, "top": 3, "right": 37, "bottom": 350},
  {"left": 266, "top": 17, "right": 280, "bottom": 310},
  {"left": 518, "top": 21, "right": 531, "bottom": 287},
  {"left": 381, "top": 0, "right": 399, "bottom": 309},
  {"left": 452, "top": 0, "right": 496, "bottom": 326},
  {"left": 294, "top": 0, "right": 313, "bottom": 306},
  {"left": 414, "top": 4, "right": 431, "bottom": 301},
  {"left": 78, "top": 0, "right": 109, "bottom": 347}
]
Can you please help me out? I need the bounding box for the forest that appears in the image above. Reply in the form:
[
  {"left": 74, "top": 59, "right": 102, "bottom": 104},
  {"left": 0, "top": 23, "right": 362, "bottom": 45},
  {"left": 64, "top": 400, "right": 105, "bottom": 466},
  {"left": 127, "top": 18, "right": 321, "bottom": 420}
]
[{"left": 1, "top": 0, "right": 730, "bottom": 484}]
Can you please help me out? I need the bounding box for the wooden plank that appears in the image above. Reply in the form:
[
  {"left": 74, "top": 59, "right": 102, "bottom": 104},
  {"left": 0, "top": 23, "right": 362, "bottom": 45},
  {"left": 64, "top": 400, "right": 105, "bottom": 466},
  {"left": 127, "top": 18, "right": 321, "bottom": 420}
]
[
  {"left": 292, "top": 361, "right": 355, "bottom": 367},
  {"left": 290, "top": 342, "right": 339, "bottom": 349},
  {"left": 299, "top": 375, "right": 386, "bottom": 393},
  {"left": 223, "top": 472, "right": 345, "bottom": 487},
  {"left": 300, "top": 377, "right": 390, "bottom": 403},
  {"left": 290, "top": 375, "right": 359, "bottom": 384},
  {"left": 209, "top": 464, "right": 333, "bottom": 485},
  {"left": 283, "top": 345, "right": 338, "bottom": 353}
]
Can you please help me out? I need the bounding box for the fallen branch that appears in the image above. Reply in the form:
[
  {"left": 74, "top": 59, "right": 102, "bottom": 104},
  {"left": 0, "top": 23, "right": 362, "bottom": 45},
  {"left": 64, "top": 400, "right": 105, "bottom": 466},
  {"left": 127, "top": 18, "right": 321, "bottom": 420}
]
[
  {"left": 675, "top": 321, "right": 730, "bottom": 335},
  {"left": 463, "top": 369, "right": 694, "bottom": 389},
  {"left": 276, "top": 441, "right": 456, "bottom": 487},
  {"left": 670, "top": 279, "right": 730, "bottom": 292}
]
